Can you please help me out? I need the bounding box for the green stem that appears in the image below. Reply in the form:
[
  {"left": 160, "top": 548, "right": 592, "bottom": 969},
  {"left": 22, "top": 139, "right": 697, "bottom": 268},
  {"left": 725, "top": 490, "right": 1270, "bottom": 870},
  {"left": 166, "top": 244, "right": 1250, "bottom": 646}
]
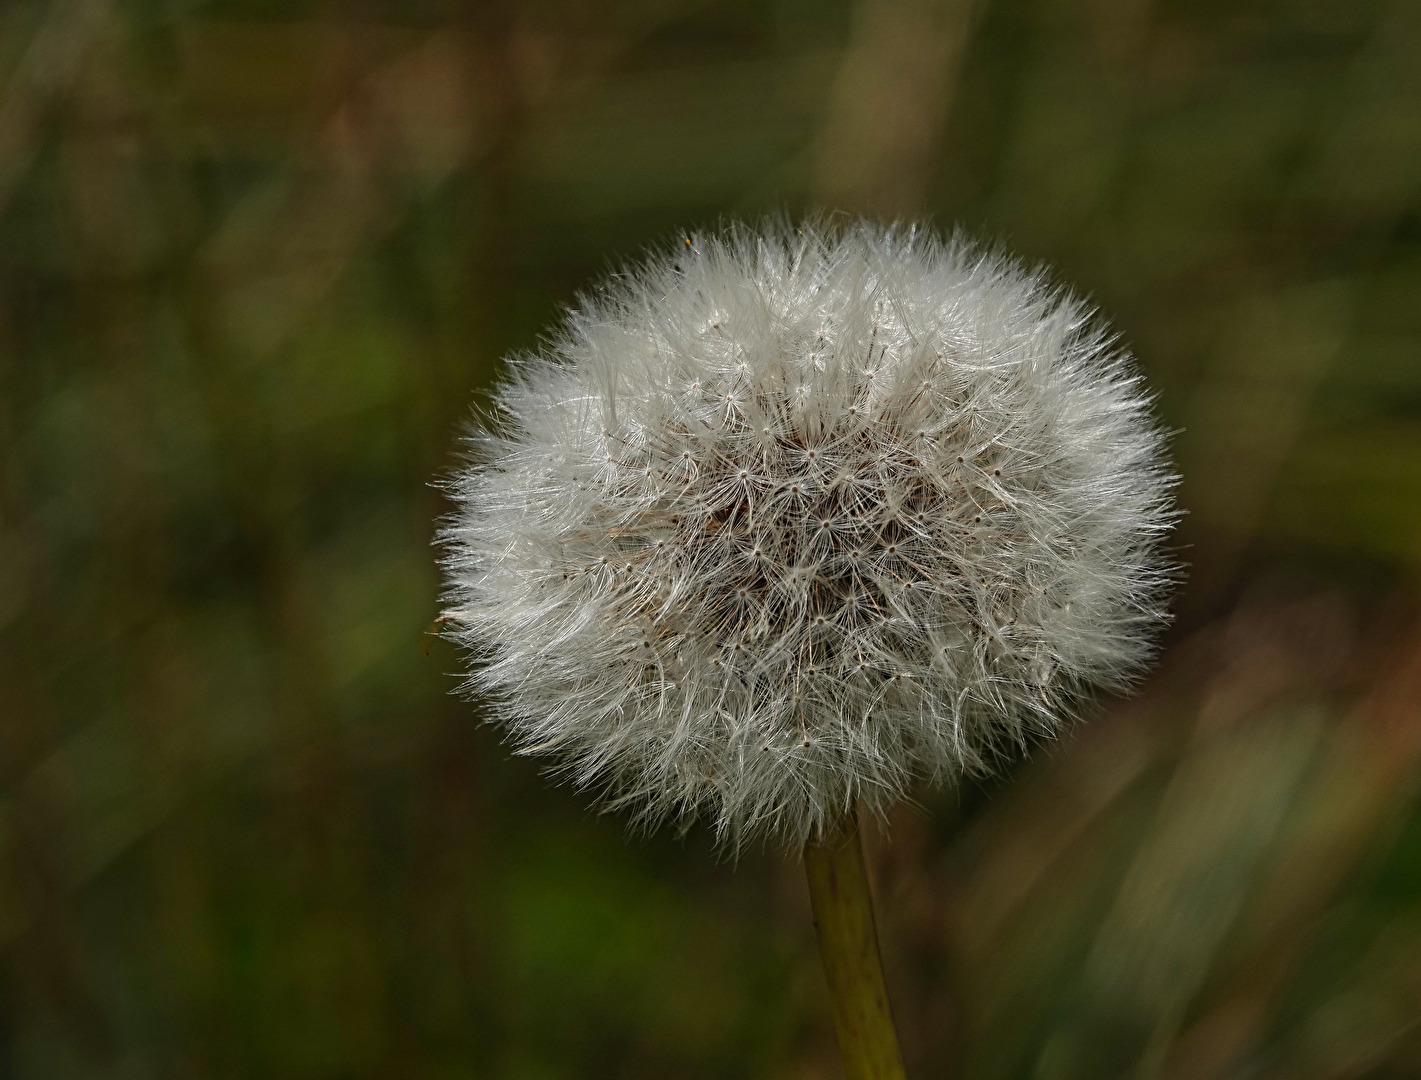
[{"left": 804, "top": 809, "right": 908, "bottom": 1080}]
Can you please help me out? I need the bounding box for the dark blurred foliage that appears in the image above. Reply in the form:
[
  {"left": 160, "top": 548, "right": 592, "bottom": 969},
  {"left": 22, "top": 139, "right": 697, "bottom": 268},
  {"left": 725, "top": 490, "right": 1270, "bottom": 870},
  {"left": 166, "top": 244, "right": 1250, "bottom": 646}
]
[{"left": 1, "top": 0, "right": 1419, "bottom": 1076}]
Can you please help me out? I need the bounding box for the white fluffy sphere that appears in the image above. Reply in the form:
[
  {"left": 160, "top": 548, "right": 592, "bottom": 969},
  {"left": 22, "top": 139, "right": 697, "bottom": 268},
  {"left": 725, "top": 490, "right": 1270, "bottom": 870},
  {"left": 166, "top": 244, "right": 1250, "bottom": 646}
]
[{"left": 441, "top": 220, "right": 1176, "bottom": 849}]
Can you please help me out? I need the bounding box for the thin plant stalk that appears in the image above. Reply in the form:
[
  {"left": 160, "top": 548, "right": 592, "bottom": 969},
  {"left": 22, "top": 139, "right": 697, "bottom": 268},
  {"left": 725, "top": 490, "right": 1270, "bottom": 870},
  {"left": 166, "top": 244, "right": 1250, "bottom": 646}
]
[{"left": 804, "top": 809, "right": 908, "bottom": 1080}]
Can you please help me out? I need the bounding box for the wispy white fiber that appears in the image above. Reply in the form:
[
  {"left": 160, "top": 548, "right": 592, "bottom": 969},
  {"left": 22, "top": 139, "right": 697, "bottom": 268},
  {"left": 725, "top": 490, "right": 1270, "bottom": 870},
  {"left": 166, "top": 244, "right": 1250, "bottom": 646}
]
[{"left": 440, "top": 219, "right": 1177, "bottom": 850}]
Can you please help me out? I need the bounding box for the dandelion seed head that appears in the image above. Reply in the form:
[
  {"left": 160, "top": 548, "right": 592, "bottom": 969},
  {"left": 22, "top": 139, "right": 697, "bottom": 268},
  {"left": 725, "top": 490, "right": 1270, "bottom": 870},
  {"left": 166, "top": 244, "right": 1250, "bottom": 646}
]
[{"left": 440, "top": 219, "right": 1178, "bottom": 850}]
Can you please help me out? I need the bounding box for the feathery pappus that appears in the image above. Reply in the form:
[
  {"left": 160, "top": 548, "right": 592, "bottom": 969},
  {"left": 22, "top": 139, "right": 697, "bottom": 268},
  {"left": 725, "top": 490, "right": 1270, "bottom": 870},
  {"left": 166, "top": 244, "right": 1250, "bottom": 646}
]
[{"left": 440, "top": 219, "right": 1178, "bottom": 850}]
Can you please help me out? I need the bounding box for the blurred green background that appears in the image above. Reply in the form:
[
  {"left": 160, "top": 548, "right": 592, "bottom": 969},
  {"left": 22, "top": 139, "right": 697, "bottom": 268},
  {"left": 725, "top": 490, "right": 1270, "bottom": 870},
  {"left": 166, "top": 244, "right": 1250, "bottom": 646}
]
[{"left": 2, "top": 0, "right": 1420, "bottom": 1076}]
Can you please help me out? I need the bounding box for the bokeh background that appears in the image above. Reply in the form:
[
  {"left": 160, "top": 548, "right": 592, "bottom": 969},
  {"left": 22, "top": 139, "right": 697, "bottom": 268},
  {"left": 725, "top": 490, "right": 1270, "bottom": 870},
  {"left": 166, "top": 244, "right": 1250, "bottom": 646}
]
[{"left": 2, "top": 0, "right": 1420, "bottom": 1076}]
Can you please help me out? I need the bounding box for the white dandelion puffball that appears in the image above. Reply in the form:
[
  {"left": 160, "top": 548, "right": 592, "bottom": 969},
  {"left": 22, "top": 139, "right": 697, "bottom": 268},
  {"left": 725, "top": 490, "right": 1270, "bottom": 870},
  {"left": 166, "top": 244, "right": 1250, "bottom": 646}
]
[{"left": 441, "top": 220, "right": 1176, "bottom": 849}]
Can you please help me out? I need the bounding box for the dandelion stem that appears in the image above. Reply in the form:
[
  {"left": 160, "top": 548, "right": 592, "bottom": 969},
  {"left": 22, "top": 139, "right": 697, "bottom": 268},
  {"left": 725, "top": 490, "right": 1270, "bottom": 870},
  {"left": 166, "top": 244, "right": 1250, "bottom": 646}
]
[{"left": 804, "top": 809, "right": 908, "bottom": 1080}]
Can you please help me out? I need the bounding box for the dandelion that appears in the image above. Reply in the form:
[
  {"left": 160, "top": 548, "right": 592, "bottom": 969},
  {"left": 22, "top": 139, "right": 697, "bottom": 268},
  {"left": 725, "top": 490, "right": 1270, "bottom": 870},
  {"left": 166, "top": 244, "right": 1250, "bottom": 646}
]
[{"left": 439, "top": 219, "right": 1177, "bottom": 1077}]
